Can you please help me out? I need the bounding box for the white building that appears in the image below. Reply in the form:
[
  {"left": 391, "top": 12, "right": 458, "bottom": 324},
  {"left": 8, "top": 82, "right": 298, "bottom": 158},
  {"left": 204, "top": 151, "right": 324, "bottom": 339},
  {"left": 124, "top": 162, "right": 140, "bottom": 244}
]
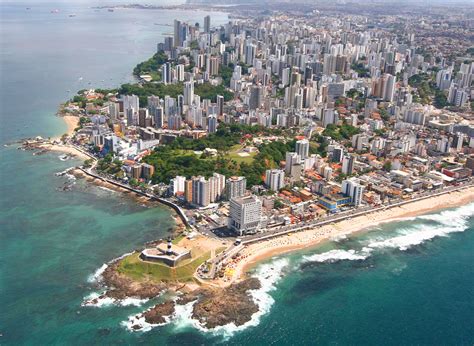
[
  {"left": 228, "top": 195, "right": 262, "bottom": 235},
  {"left": 226, "top": 176, "right": 247, "bottom": 200},
  {"left": 265, "top": 169, "right": 285, "bottom": 191},
  {"left": 170, "top": 176, "right": 186, "bottom": 195},
  {"left": 295, "top": 139, "right": 310, "bottom": 160},
  {"left": 341, "top": 178, "right": 364, "bottom": 206}
]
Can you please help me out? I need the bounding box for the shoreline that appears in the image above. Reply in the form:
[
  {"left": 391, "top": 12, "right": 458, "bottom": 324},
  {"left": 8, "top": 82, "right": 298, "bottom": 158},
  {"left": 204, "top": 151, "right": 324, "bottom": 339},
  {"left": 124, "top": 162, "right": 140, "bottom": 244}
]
[
  {"left": 230, "top": 186, "right": 474, "bottom": 280},
  {"left": 72, "top": 169, "right": 187, "bottom": 235},
  {"left": 61, "top": 115, "right": 79, "bottom": 136}
]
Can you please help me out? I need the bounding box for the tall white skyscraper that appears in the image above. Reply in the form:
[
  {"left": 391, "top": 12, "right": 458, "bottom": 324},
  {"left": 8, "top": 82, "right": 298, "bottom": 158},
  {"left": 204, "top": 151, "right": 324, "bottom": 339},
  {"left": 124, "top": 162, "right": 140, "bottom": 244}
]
[
  {"left": 162, "top": 62, "right": 172, "bottom": 84},
  {"left": 341, "top": 178, "right": 364, "bottom": 206},
  {"left": 265, "top": 169, "right": 285, "bottom": 191},
  {"left": 226, "top": 176, "right": 247, "bottom": 200},
  {"left": 295, "top": 139, "right": 310, "bottom": 160}
]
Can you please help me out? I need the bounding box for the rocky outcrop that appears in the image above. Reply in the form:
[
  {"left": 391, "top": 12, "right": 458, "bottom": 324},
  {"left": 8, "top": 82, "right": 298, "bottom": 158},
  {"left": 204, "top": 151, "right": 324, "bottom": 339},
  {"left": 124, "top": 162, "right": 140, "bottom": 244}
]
[
  {"left": 101, "top": 262, "right": 165, "bottom": 300},
  {"left": 190, "top": 278, "right": 261, "bottom": 329},
  {"left": 143, "top": 301, "right": 175, "bottom": 324}
]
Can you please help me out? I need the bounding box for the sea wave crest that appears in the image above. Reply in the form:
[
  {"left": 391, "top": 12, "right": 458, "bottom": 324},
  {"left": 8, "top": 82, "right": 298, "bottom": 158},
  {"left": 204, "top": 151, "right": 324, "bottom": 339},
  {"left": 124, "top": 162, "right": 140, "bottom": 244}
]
[
  {"left": 122, "top": 257, "right": 289, "bottom": 338},
  {"left": 303, "top": 249, "right": 371, "bottom": 263},
  {"left": 367, "top": 203, "right": 474, "bottom": 251}
]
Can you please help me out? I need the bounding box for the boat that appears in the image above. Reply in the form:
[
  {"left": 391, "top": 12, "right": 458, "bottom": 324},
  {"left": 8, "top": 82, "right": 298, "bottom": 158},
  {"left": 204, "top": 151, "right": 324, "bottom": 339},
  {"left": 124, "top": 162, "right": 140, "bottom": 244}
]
[
  {"left": 51, "top": 9, "right": 59, "bottom": 13},
  {"left": 108, "top": 9, "right": 114, "bottom": 12},
  {"left": 69, "top": 14, "right": 76, "bottom": 17}
]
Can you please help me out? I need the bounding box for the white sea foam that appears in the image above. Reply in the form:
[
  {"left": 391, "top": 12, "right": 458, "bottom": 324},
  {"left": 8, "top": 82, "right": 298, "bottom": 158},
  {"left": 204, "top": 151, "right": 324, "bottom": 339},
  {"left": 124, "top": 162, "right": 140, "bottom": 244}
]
[
  {"left": 82, "top": 292, "right": 148, "bottom": 308},
  {"left": 98, "top": 186, "right": 115, "bottom": 193},
  {"left": 302, "top": 249, "right": 371, "bottom": 263},
  {"left": 189, "top": 257, "right": 290, "bottom": 338},
  {"left": 81, "top": 292, "right": 115, "bottom": 307},
  {"left": 122, "top": 257, "right": 290, "bottom": 337},
  {"left": 122, "top": 313, "right": 169, "bottom": 332},
  {"left": 65, "top": 173, "right": 76, "bottom": 182},
  {"left": 119, "top": 297, "right": 149, "bottom": 307},
  {"left": 87, "top": 264, "right": 108, "bottom": 283},
  {"left": 367, "top": 203, "right": 474, "bottom": 251},
  {"left": 123, "top": 299, "right": 175, "bottom": 332},
  {"left": 331, "top": 234, "right": 348, "bottom": 242}
]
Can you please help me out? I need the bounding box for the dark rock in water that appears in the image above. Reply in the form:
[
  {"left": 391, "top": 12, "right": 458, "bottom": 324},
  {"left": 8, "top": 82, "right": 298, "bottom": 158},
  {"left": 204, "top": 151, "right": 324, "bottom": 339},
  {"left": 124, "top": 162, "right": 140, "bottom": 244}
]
[
  {"left": 176, "top": 291, "right": 199, "bottom": 305},
  {"left": 143, "top": 301, "right": 175, "bottom": 324},
  {"left": 191, "top": 278, "right": 261, "bottom": 329}
]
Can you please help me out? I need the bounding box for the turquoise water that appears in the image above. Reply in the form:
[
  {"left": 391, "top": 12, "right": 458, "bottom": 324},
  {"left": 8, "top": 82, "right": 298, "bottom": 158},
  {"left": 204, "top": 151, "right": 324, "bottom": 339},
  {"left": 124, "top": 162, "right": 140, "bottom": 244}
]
[{"left": 1, "top": 2, "right": 474, "bottom": 345}]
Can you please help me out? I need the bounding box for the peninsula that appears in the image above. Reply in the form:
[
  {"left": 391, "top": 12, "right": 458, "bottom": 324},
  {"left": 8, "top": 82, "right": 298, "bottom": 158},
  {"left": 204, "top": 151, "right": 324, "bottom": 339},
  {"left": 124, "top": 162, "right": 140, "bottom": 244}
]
[{"left": 23, "top": 3, "right": 474, "bottom": 332}]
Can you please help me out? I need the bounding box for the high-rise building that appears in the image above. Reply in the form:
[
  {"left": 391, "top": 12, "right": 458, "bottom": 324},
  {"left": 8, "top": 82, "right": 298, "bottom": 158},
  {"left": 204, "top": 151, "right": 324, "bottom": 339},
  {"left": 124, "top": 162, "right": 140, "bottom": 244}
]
[
  {"left": 153, "top": 106, "right": 164, "bottom": 129},
  {"left": 176, "top": 64, "right": 185, "bottom": 82},
  {"left": 332, "top": 146, "right": 344, "bottom": 162},
  {"left": 285, "top": 152, "right": 301, "bottom": 174},
  {"left": 228, "top": 195, "right": 262, "bottom": 235},
  {"left": 183, "top": 81, "right": 194, "bottom": 106},
  {"left": 163, "top": 37, "right": 174, "bottom": 52},
  {"left": 322, "top": 108, "right": 338, "bottom": 127},
  {"left": 295, "top": 139, "right": 310, "bottom": 160},
  {"left": 168, "top": 114, "right": 181, "bottom": 130},
  {"left": 170, "top": 175, "right": 186, "bottom": 195},
  {"left": 245, "top": 43, "right": 256, "bottom": 66},
  {"left": 142, "top": 163, "right": 155, "bottom": 180},
  {"left": 192, "top": 176, "right": 210, "bottom": 207},
  {"left": 109, "top": 102, "right": 119, "bottom": 119},
  {"left": 341, "top": 178, "right": 364, "bottom": 206},
  {"left": 217, "top": 95, "right": 224, "bottom": 116},
  {"left": 173, "top": 19, "right": 181, "bottom": 47},
  {"left": 207, "top": 115, "right": 218, "bottom": 133},
  {"left": 249, "top": 85, "right": 262, "bottom": 110},
  {"left": 162, "top": 62, "right": 172, "bottom": 84},
  {"left": 226, "top": 176, "right": 247, "bottom": 200},
  {"left": 122, "top": 94, "right": 139, "bottom": 113},
  {"left": 204, "top": 15, "right": 211, "bottom": 33},
  {"left": 265, "top": 169, "right": 285, "bottom": 191},
  {"left": 184, "top": 179, "right": 193, "bottom": 203},
  {"left": 208, "top": 172, "right": 225, "bottom": 202},
  {"left": 138, "top": 108, "right": 149, "bottom": 128},
  {"left": 341, "top": 154, "right": 355, "bottom": 175}
]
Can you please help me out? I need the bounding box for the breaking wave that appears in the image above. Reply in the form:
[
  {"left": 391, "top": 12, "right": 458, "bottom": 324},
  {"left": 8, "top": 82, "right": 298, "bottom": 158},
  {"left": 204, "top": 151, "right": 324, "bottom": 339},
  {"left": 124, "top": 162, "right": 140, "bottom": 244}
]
[
  {"left": 367, "top": 203, "right": 474, "bottom": 251},
  {"left": 113, "top": 204, "right": 474, "bottom": 337},
  {"left": 87, "top": 264, "right": 108, "bottom": 283},
  {"left": 305, "top": 203, "right": 474, "bottom": 263},
  {"left": 303, "top": 249, "right": 371, "bottom": 263},
  {"left": 122, "top": 257, "right": 290, "bottom": 338},
  {"left": 82, "top": 292, "right": 148, "bottom": 308}
]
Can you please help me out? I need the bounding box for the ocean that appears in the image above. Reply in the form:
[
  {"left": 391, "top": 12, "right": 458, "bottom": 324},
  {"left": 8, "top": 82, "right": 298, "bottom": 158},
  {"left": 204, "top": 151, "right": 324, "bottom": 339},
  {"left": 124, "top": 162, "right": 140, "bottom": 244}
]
[{"left": 1, "top": 2, "right": 474, "bottom": 345}]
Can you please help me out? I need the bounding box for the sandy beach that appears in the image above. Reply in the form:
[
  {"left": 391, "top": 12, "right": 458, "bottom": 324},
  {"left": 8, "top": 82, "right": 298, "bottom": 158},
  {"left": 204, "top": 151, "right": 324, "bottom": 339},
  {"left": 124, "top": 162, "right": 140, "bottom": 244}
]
[
  {"left": 61, "top": 115, "right": 80, "bottom": 136},
  {"left": 45, "top": 143, "right": 90, "bottom": 160},
  {"left": 227, "top": 186, "right": 474, "bottom": 282}
]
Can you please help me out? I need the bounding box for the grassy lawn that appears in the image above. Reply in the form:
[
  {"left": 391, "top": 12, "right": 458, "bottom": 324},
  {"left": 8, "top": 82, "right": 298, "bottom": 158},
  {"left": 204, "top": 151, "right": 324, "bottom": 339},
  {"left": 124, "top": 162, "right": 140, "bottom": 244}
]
[
  {"left": 116, "top": 251, "right": 211, "bottom": 283},
  {"left": 225, "top": 144, "right": 257, "bottom": 164},
  {"left": 172, "top": 233, "right": 186, "bottom": 244}
]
